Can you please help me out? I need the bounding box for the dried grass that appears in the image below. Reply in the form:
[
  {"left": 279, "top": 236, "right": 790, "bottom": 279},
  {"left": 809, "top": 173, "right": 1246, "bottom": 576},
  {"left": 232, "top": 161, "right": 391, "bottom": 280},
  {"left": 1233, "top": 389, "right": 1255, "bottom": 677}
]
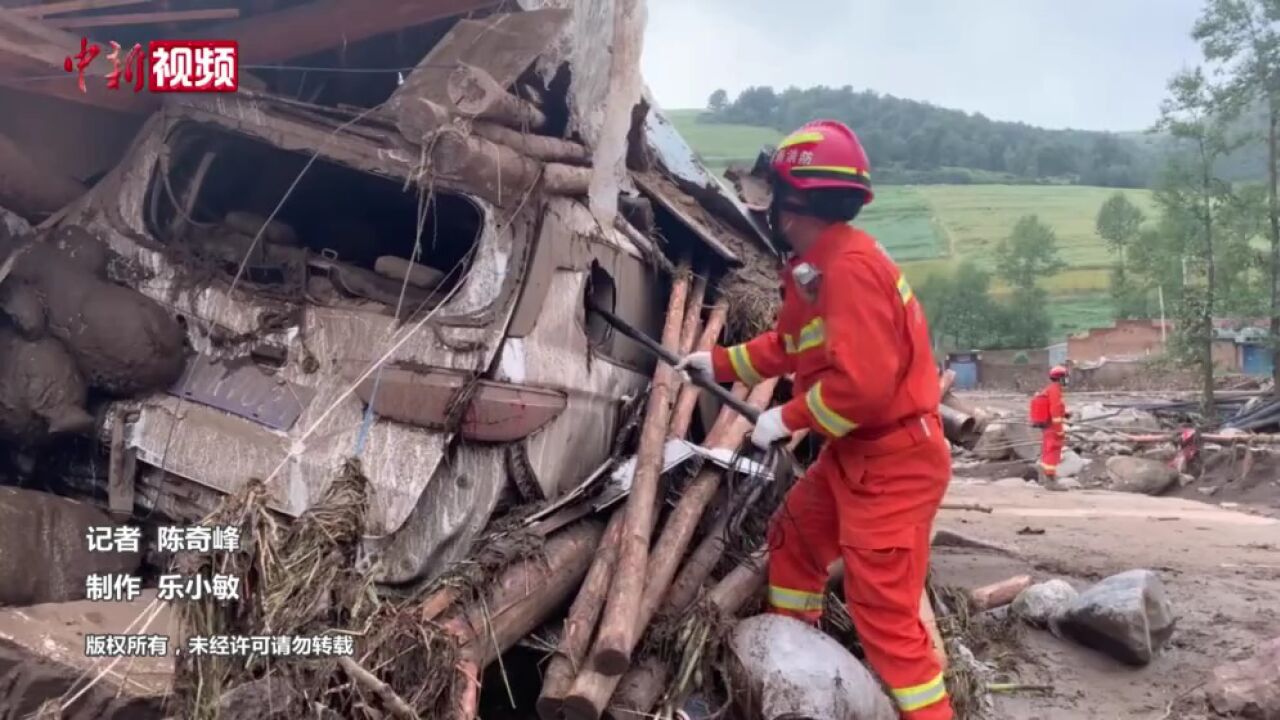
[
  {"left": 172, "top": 461, "right": 376, "bottom": 720},
  {"left": 720, "top": 261, "right": 780, "bottom": 345}
]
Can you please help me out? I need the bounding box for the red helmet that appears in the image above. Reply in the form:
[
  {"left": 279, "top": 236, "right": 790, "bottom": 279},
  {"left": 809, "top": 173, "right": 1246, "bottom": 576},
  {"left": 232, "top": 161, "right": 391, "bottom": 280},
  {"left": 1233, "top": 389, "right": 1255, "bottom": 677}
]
[
  {"left": 770, "top": 120, "right": 874, "bottom": 204},
  {"left": 1049, "top": 365, "right": 1069, "bottom": 380}
]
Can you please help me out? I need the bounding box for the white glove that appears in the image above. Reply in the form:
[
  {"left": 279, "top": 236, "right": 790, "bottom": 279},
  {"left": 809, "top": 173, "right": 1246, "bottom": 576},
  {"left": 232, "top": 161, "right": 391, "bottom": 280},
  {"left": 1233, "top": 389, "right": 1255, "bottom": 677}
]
[
  {"left": 750, "top": 407, "right": 792, "bottom": 451},
  {"left": 674, "top": 350, "right": 713, "bottom": 383}
]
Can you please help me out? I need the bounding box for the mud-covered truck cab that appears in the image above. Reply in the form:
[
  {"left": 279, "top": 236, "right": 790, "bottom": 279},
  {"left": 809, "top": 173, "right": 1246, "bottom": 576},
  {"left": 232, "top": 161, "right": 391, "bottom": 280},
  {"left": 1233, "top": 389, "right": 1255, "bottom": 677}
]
[{"left": 56, "top": 92, "right": 676, "bottom": 585}]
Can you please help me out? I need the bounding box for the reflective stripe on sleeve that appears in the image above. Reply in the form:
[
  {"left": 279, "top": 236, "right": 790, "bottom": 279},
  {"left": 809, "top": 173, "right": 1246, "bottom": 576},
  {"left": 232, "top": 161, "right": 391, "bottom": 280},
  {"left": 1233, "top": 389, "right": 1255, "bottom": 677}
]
[
  {"left": 727, "top": 344, "right": 763, "bottom": 385},
  {"left": 805, "top": 381, "right": 858, "bottom": 437}
]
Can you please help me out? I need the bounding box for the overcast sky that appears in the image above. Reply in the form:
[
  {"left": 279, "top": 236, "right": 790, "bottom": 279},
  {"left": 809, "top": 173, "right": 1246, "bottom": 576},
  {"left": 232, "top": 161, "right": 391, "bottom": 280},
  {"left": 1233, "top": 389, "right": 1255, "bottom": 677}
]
[{"left": 641, "top": 0, "right": 1206, "bottom": 132}]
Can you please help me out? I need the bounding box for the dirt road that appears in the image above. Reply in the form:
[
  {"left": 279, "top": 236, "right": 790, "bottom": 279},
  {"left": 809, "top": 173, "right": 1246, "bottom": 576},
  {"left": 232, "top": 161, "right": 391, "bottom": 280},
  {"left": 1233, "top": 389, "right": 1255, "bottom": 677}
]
[{"left": 935, "top": 479, "right": 1280, "bottom": 719}]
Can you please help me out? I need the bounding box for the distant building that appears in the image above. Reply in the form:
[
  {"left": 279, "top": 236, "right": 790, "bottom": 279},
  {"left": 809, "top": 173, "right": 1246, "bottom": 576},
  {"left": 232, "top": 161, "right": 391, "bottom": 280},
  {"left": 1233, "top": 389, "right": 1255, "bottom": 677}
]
[
  {"left": 1065, "top": 317, "right": 1273, "bottom": 376},
  {"left": 1067, "top": 319, "right": 1169, "bottom": 364}
]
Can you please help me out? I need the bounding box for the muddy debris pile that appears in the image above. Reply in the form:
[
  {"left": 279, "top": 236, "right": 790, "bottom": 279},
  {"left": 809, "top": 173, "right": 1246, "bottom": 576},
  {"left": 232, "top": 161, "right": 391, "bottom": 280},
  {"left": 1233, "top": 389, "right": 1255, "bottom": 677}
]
[
  {"left": 0, "top": 221, "right": 185, "bottom": 445},
  {"left": 945, "top": 382, "right": 1280, "bottom": 509},
  {"left": 135, "top": 268, "right": 1009, "bottom": 720}
]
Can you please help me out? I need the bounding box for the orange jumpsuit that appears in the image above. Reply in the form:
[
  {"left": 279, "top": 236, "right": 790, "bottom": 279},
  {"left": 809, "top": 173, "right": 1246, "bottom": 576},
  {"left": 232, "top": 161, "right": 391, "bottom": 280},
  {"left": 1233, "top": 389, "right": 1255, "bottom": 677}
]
[
  {"left": 711, "top": 224, "right": 952, "bottom": 720},
  {"left": 1039, "top": 382, "right": 1067, "bottom": 478}
]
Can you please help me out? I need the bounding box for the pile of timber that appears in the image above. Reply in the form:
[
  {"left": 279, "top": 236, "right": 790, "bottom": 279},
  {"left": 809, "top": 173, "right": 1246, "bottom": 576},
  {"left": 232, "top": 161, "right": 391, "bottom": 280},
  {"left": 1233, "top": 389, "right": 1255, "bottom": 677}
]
[
  {"left": 417, "top": 265, "right": 779, "bottom": 720},
  {"left": 390, "top": 63, "right": 594, "bottom": 205}
]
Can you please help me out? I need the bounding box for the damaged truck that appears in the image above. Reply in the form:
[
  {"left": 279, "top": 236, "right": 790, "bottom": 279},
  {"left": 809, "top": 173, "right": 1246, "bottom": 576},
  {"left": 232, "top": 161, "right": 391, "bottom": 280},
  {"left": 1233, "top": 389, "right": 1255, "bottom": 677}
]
[{"left": 0, "top": 3, "right": 776, "bottom": 592}]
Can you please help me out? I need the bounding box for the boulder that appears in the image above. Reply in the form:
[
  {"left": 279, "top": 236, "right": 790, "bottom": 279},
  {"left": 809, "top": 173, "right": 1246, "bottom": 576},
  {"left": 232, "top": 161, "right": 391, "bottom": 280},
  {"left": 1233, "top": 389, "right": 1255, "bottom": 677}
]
[
  {"left": 1057, "top": 569, "right": 1176, "bottom": 666},
  {"left": 1057, "top": 449, "right": 1089, "bottom": 479},
  {"left": 1011, "top": 579, "right": 1078, "bottom": 627},
  {"left": 1105, "top": 456, "right": 1179, "bottom": 496},
  {"left": 1207, "top": 636, "right": 1280, "bottom": 720},
  {"left": 0, "top": 329, "right": 91, "bottom": 443},
  {"left": 57, "top": 281, "right": 187, "bottom": 395},
  {"left": 0, "top": 281, "right": 44, "bottom": 339},
  {"left": 218, "top": 677, "right": 317, "bottom": 720},
  {"left": 729, "top": 614, "right": 898, "bottom": 720},
  {"left": 973, "top": 422, "right": 1041, "bottom": 462},
  {"left": 0, "top": 488, "right": 142, "bottom": 605},
  {"left": 9, "top": 228, "right": 187, "bottom": 398}
]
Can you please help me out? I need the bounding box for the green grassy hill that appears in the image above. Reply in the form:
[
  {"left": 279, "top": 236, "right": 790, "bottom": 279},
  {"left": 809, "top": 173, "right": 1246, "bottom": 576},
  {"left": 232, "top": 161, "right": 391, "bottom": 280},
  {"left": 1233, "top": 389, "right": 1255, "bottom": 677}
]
[{"left": 668, "top": 109, "right": 1152, "bottom": 338}]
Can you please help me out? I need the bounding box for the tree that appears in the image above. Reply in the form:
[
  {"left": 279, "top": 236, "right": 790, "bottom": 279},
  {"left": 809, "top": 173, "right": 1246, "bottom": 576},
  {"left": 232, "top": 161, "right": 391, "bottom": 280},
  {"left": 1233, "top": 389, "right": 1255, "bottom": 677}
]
[
  {"left": 917, "top": 260, "right": 1024, "bottom": 350},
  {"left": 1193, "top": 0, "right": 1280, "bottom": 387},
  {"left": 1153, "top": 67, "right": 1236, "bottom": 413},
  {"left": 701, "top": 85, "right": 1159, "bottom": 187},
  {"left": 1097, "top": 192, "right": 1149, "bottom": 319},
  {"left": 707, "top": 88, "right": 728, "bottom": 114},
  {"left": 995, "top": 215, "right": 1066, "bottom": 291},
  {"left": 1095, "top": 192, "right": 1146, "bottom": 267},
  {"left": 991, "top": 215, "right": 1064, "bottom": 349},
  {"left": 1001, "top": 287, "right": 1054, "bottom": 348}
]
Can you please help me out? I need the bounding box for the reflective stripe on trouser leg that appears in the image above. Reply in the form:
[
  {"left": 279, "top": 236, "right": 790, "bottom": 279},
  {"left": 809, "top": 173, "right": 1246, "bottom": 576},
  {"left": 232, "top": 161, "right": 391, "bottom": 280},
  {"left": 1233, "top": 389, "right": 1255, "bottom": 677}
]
[
  {"left": 893, "top": 672, "right": 948, "bottom": 713},
  {"left": 842, "top": 523, "right": 952, "bottom": 720},
  {"left": 767, "top": 585, "right": 825, "bottom": 614},
  {"left": 766, "top": 459, "right": 842, "bottom": 625}
]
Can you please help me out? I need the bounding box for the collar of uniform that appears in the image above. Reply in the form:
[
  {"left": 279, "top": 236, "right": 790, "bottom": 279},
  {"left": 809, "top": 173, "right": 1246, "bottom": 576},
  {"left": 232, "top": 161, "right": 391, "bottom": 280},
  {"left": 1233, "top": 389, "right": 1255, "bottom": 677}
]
[{"left": 799, "top": 223, "right": 857, "bottom": 265}]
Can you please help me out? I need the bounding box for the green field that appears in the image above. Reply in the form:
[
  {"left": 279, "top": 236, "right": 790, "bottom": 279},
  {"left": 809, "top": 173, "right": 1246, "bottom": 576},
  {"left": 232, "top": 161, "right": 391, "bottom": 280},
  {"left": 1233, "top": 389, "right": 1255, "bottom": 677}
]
[
  {"left": 668, "top": 109, "right": 1152, "bottom": 338},
  {"left": 667, "top": 109, "right": 780, "bottom": 173}
]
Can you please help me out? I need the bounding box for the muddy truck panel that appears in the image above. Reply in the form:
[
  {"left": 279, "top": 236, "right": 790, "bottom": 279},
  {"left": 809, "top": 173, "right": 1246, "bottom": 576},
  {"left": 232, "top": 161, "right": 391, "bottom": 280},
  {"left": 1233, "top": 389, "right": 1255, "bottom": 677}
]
[
  {"left": 496, "top": 197, "right": 662, "bottom": 498},
  {"left": 58, "top": 95, "right": 615, "bottom": 583}
]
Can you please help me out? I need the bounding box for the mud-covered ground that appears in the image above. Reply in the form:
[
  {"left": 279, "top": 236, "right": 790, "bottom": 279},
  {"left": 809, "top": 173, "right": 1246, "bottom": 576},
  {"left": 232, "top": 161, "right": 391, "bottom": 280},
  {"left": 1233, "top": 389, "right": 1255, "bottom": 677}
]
[{"left": 935, "top": 479, "right": 1280, "bottom": 720}]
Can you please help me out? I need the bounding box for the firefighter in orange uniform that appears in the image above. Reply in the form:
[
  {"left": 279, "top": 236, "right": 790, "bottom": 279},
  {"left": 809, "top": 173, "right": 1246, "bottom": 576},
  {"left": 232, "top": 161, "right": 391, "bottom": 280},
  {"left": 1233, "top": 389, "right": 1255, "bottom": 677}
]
[
  {"left": 1037, "top": 365, "right": 1071, "bottom": 487},
  {"left": 678, "top": 120, "right": 952, "bottom": 720}
]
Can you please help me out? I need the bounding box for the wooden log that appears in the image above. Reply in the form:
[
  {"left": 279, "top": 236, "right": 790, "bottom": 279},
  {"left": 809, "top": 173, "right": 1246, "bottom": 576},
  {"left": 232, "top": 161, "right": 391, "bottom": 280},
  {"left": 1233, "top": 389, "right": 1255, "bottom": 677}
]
[
  {"left": 661, "top": 511, "right": 729, "bottom": 618},
  {"left": 472, "top": 122, "right": 591, "bottom": 165},
  {"left": 338, "top": 656, "right": 420, "bottom": 720},
  {"left": 13, "top": 0, "right": 152, "bottom": 17},
  {"left": 429, "top": 127, "right": 590, "bottom": 203},
  {"left": 444, "top": 520, "right": 606, "bottom": 667},
  {"left": 435, "top": 522, "right": 601, "bottom": 720},
  {"left": 393, "top": 97, "right": 451, "bottom": 145},
  {"left": 655, "top": 378, "right": 758, "bottom": 617},
  {"left": 589, "top": 267, "right": 691, "bottom": 676},
  {"left": 537, "top": 511, "right": 626, "bottom": 720},
  {"left": 969, "top": 574, "right": 1033, "bottom": 612},
  {"left": 668, "top": 301, "right": 728, "bottom": 441},
  {"left": 605, "top": 657, "right": 668, "bottom": 720},
  {"left": 634, "top": 380, "right": 776, "bottom": 637},
  {"left": 544, "top": 163, "right": 593, "bottom": 195},
  {"left": 940, "top": 502, "right": 993, "bottom": 514},
  {"left": 448, "top": 63, "right": 548, "bottom": 130},
  {"left": 49, "top": 8, "right": 239, "bottom": 27},
  {"left": 454, "top": 658, "right": 481, "bottom": 720},
  {"left": 418, "top": 587, "right": 461, "bottom": 622},
  {"left": 565, "top": 384, "right": 775, "bottom": 719},
  {"left": 607, "top": 550, "right": 768, "bottom": 719},
  {"left": 705, "top": 548, "right": 769, "bottom": 611},
  {"left": 662, "top": 276, "right": 709, "bottom": 439},
  {"left": 678, "top": 275, "right": 709, "bottom": 359}
]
